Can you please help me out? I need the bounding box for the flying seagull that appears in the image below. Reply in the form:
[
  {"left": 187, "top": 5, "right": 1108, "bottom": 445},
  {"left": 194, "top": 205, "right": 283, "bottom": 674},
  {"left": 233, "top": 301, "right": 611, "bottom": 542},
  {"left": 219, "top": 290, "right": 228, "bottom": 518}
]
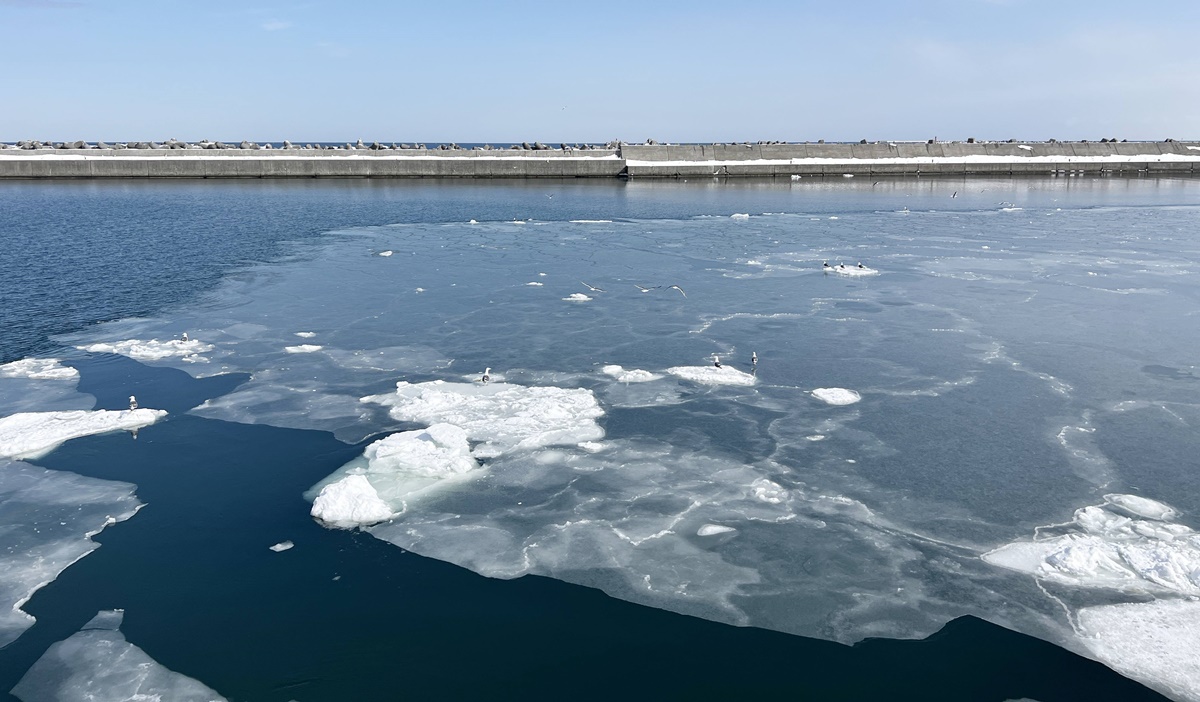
[
  {"left": 634, "top": 284, "right": 660, "bottom": 293},
  {"left": 668, "top": 285, "right": 687, "bottom": 298},
  {"left": 580, "top": 281, "right": 606, "bottom": 293}
]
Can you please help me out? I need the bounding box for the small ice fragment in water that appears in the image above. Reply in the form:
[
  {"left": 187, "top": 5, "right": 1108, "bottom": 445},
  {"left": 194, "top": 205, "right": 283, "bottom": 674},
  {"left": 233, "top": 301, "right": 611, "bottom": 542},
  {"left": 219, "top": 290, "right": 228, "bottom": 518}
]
[
  {"left": 730, "top": 213, "right": 750, "bottom": 220},
  {"left": 602, "top": 365, "right": 662, "bottom": 383},
  {"left": 697, "top": 524, "right": 737, "bottom": 536},
  {"left": 269, "top": 541, "right": 294, "bottom": 552},
  {"left": 811, "top": 388, "right": 861, "bottom": 406},
  {"left": 294, "top": 331, "right": 317, "bottom": 338},
  {"left": 284, "top": 344, "right": 323, "bottom": 354},
  {"left": 526, "top": 282, "right": 544, "bottom": 286},
  {"left": 562, "top": 293, "right": 592, "bottom": 302},
  {"left": 378, "top": 250, "right": 394, "bottom": 257}
]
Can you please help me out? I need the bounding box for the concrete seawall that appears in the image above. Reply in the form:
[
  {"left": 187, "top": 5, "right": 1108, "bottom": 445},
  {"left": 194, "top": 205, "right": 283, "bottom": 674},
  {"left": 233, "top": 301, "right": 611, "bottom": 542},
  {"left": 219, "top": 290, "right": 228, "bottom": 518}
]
[{"left": 1, "top": 142, "right": 1198, "bottom": 179}]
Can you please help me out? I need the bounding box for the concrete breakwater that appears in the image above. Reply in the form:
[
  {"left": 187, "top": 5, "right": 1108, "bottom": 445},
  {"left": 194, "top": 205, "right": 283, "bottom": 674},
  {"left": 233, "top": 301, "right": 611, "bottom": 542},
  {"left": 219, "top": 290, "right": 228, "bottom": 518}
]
[{"left": 1, "top": 141, "right": 1198, "bottom": 179}]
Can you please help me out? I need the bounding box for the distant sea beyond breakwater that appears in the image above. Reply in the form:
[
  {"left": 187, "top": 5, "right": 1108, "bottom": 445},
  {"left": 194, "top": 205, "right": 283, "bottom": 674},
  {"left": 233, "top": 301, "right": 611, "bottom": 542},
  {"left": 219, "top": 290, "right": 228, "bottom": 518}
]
[{"left": 2, "top": 139, "right": 1198, "bottom": 178}]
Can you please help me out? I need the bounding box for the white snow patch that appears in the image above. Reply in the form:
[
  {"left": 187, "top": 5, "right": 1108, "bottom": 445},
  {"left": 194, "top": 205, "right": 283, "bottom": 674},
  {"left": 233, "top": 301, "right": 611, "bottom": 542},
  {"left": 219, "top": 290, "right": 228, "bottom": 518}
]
[
  {"left": 812, "top": 388, "right": 862, "bottom": 406},
  {"left": 0, "top": 358, "right": 79, "bottom": 380},
  {"left": 0, "top": 409, "right": 166, "bottom": 460}
]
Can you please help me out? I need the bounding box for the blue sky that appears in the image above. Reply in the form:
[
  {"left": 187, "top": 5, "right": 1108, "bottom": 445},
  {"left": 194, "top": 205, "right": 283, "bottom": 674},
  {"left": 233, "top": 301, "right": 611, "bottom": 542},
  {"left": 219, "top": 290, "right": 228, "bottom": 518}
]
[{"left": 2, "top": 0, "right": 1197, "bottom": 142}]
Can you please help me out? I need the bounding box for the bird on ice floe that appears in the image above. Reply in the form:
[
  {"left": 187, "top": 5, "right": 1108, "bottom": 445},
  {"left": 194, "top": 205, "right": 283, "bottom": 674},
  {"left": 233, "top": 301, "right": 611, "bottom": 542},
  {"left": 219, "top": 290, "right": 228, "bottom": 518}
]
[
  {"left": 838, "top": 262, "right": 846, "bottom": 270},
  {"left": 751, "top": 351, "right": 758, "bottom": 367},
  {"left": 580, "top": 281, "right": 606, "bottom": 293},
  {"left": 480, "top": 367, "right": 491, "bottom": 384},
  {"left": 823, "top": 261, "right": 831, "bottom": 269},
  {"left": 129, "top": 395, "right": 138, "bottom": 410},
  {"left": 857, "top": 262, "right": 865, "bottom": 269},
  {"left": 181, "top": 332, "right": 189, "bottom": 341},
  {"left": 668, "top": 285, "right": 687, "bottom": 298},
  {"left": 714, "top": 356, "right": 722, "bottom": 368}
]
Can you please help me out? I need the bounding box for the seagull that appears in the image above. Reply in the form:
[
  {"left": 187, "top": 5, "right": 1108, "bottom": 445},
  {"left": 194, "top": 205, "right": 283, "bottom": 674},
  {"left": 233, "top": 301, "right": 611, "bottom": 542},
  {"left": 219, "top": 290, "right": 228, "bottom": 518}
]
[
  {"left": 751, "top": 351, "right": 757, "bottom": 367},
  {"left": 838, "top": 262, "right": 846, "bottom": 270},
  {"left": 952, "top": 191, "right": 958, "bottom": 198},
  {"left": 634, "top": 284, "right": 660, "bottom": 293},
  {"left": 857, "top": 262, "right": 865, "bottom": 269},
  {"left": 668, "top": 285, "right": 687, "bottom": 298},
  {"left": 181, "top": 332, "right": 189, "bottom": 342},
  {"left": 480, "top": 367, "right": 491, "bottom": 384},
  {"left": 580, "top": 281, "right": 606, "bottom": 293},
  {"left": 714, "top": 356, "right": 722, "bottom": 368},
  {"left": 129, "top": 395, "right": 138, "bottom": 410},
  {"left": 823, "top": 260, "right": 831, "bottom": 269}
]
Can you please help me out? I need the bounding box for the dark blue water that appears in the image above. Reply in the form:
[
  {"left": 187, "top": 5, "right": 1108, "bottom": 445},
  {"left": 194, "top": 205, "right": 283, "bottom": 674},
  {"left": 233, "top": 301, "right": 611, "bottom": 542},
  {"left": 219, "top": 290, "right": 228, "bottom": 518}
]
[{"left": 3, "top": 177, "right": 1196, "bottom": 701}]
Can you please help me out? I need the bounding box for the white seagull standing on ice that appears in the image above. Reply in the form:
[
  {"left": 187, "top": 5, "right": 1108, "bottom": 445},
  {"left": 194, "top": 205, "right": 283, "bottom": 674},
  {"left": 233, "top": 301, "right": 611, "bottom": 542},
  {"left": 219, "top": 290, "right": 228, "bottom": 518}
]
[
  {"left": 480, "top": 367, "right": 491, "bottom": 384},
  {"left": 129, "top": 395, "right": 138, "bottom": 410},
  {"left": 714, "top": 356, "right": 722, "bottom": 368},
  {"left": 751, "top": 351, "right": 757, "bottom": 367}
]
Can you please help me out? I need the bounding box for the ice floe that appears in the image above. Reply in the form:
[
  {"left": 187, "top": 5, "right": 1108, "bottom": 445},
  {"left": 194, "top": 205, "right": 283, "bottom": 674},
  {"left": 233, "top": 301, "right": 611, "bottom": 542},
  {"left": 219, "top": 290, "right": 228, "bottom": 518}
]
[
  {"left": 78, "top": 337, "right": 214, "bottom": 361},
  {"left": 0, "top": 460, "right": 142, "bottom": 647},
  {"left": 268, "top": 541, "right": 294, "bottom": 552},
  {"left": 811, "top": 388, "right": 862, "bottom": 406},
  {"left": 698, "top": 524, "right": 737, "bottom": 536},
  {"left": 294, "top": 331, "right": 317, "bottom": 338},
  {"left": 562, "top": 293, "right": 592, "bottom": 301},
  {"left": 362, "top": 380, "right": 604, "bottom": 458},
  {"left": 1077, "top": 599, "right": 1200, "bottom": 702},
  {"left": 12, "top": 610, "right": 227, "bottom": 702},
  {"left": 730, "top": 213, "right": 750, "bottom": 220},
  {"left": 284, "top": 344, "right": 323, "bottom": 353},
  {"left": 666, "top": 365, "right": 757, "bottom": 386},
  {"left": 601, "top": 365, "right": 662, "bottom": 383},
  {"left": 310, "top": 424, "right": 482, "bottom": 527},
  {"left": 0, "top": 409, "right": 166, "bottom": 460},
  {"left": 982, "top": 494, "right": 1199, "bottom": 595},
  {"left": 378, "top": 250, "right": 394, "bottom": 257},
  {"left": 525, "top": 282, "right": 544, "bottom": 286},
  {"left": 0, "top": 358, "right": 78, "bottom": 380},
  {"left": 829, "top": 265, "right": 880, "bottom": 277}
]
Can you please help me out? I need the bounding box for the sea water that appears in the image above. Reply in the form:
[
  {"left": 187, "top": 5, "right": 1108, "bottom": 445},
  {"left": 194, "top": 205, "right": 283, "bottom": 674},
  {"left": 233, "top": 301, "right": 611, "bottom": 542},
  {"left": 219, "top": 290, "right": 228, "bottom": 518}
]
[{"left": 2, "top": 177, "right": 1198, "bottom": 701}]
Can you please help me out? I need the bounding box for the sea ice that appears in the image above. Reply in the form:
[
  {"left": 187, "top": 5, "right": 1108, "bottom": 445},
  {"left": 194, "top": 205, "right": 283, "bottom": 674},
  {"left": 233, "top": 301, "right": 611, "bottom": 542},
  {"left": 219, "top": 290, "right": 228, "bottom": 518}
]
[
  {"left": 698, "top": 524, "right": 737, "bottom": 536},
  {"left": 268, "top": 541, "right": 294, "bottom": 552},
  {"left": 0, "top": 460, "right": 141, "bottom": 648},
  {"left": 1105, "top": 493, "right": 1177, "bottom": 521},
  {"left": 830, "top": 266, "right": 880, "bottom": 277},
  {"left": 811, "top": 388, "right": 862, "bottom": 406},
  {"left": 310, "top": 424, "right": 481, "bottom": 527},
  {"left": 982, "top": 495, "right": 1200, "bottom": 596},
  {"left": 0, "top": 358, "right": 78, "bottom": 380},
  {"left": 294, "top": 331, "right": 317, "bottom": 338},
  {"left": 1077, "top": 599, "right": 1200, "bottom": 702},
  {"left": 78, "top": 338, "right": 214, "bottom": 361},
  {"left": 284, "top": 344, "right": 323, "bottom": 353},
  {"left": 362, "top": 380, "right": 604, "bottom": 458},
  {"left": 601, "top": 365, "right": 662, "bottom": 383},
  {"left": 526, "top": 282, "right": 544, "bottom": 286},
  {"left": 11, "top": 610, "right": 227, "bottom": 702},
  {"left": 378, "top": 250, "right": 394, "bottom": 257},
  {"left": 666, "top": 365, "right": 757, "bottom": 386},
  {"left": 562, "top": 293, "right": 592, "bottom": 301},
  {"left": 730, "top": 213, "right": 750, "bottom": 220},
  {"left": 0, "top": 409, "right": 166, "bottom": 460}
]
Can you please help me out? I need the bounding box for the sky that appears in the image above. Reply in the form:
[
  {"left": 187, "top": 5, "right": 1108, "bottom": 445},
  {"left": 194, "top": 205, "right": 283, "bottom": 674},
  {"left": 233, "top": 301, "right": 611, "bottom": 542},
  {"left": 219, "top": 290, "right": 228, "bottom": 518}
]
[{"left": 2, "top": 0, "right": 1197, "bottom": 143}]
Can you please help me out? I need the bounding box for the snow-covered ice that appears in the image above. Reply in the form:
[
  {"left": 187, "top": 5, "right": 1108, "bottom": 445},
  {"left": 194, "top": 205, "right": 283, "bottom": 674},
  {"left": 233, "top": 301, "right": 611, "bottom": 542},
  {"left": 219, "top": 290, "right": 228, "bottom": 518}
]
[
  {"left": 601, "top": 365, "right": 662, "bottom": 383},
  {"left": 666, "top": 365, "right": 757, "bottom": 386},
  {"left": 562, "top": 293, "right": 592, "bottom": 301},
  {"left": 0, "top": 359, "right": 78, "bottom": 380},
  {"left": 811, "top": 388, "right": 861, "bottom": 406},
  {"left": 1078, "top": 599, "right": 1200, "bottom": 702},
  {"left": 284, "top": 344, "right": 323, "bottom": 353},
  {"left": 78, "top": 338, "right": 214, "bottom": 361},
  {"left": 362, "top": 380, "right": 604, "bottom": 458},
  {"left": 0, "top": 409, "right": 166, "bottom": 460},
  {"left": 11, "top": 610, "right": 227, "bottom": 702},
  {"left": 310, "top": 424, "right": 482, "bottom": 527}
]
